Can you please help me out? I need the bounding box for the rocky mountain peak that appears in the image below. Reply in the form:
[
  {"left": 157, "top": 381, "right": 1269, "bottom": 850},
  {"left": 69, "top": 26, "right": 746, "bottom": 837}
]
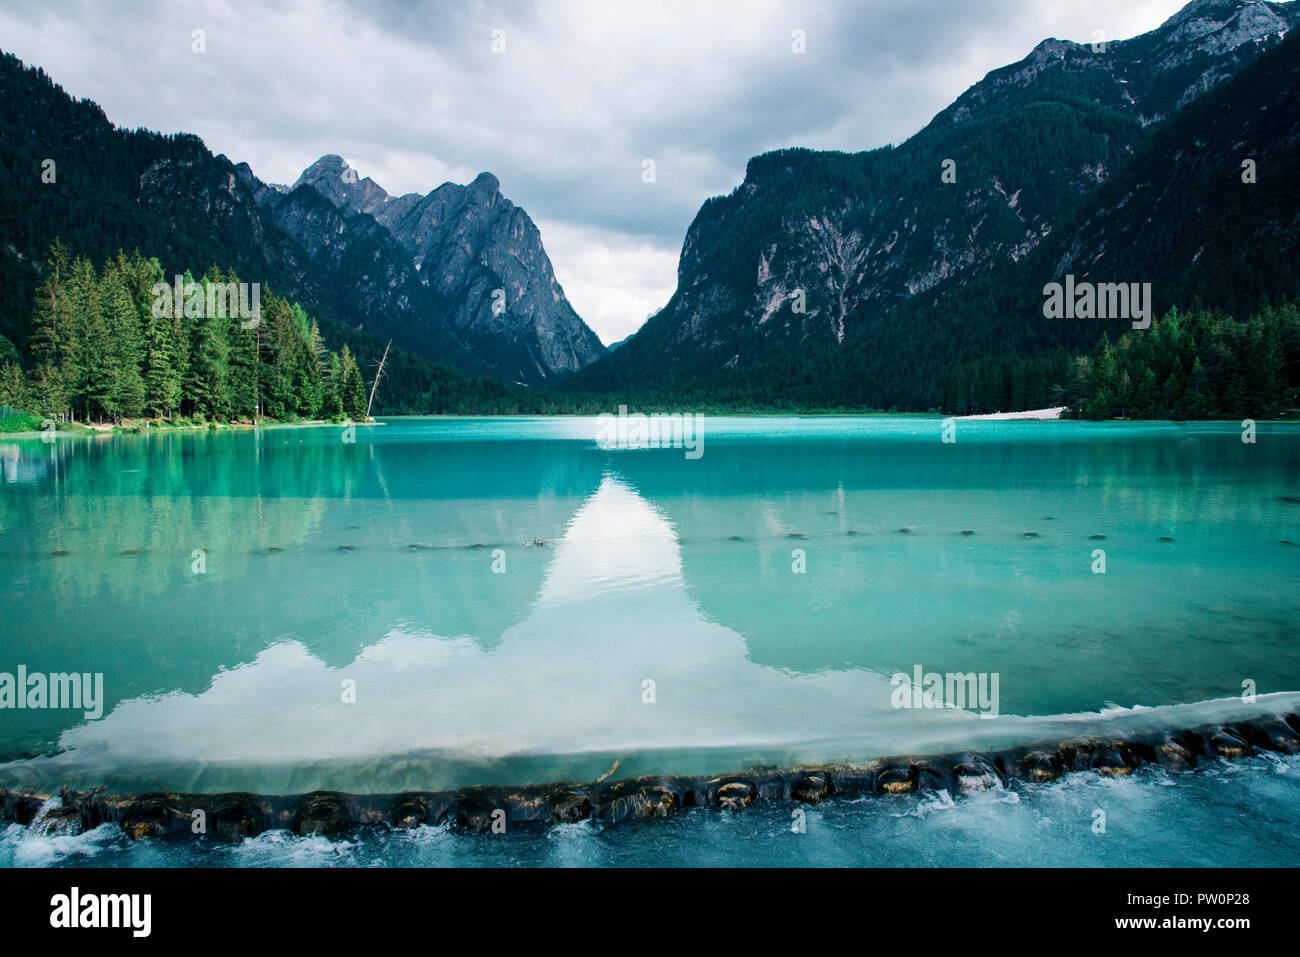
[
  {"left": 286, "top": 156, "right": 605, "bottom": 383},
  {"left": 294, "top": 154, "right": 389, "bottom": 214},
  {"left": 469, "top": 171, "right": 501, "bottom": 193}
]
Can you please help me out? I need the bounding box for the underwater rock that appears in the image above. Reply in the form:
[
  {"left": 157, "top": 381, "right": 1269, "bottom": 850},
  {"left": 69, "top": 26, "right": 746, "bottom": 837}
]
[
  {"left": 598, "top": 778, "right": 682, "bottom": 823},
  {"left": 8, "top": 710, "right": 1300, "bottom": 841},
  {"left": 546, "top": 788, "right": 594, "bottom": 824},
  {"left": 791, "top": 773, "right": 832, "bottom": 804},
  {"left": 292, "top": 792, "right": 350, "bottom": 837},
  {"left": 121, "top": 794, "right": 177, "bottom": 840},
  {"left": 1236, "top": 715, "right": 1300, "bottom": 754},
  {"left": 1154, "top": 738, "right": 1197, "bottom": 771},
  {"left": 211, "top": 793, "right": 265, "bottom": 841},
  {"left": 715, "top": 781, "right": 756, "bottom": 811},
  {"left": 1019, "top": 750, "right": 1062, "bottom": 783},
  {"left": 1205, "top": 727, "right": 1252, "bottom": 760}
]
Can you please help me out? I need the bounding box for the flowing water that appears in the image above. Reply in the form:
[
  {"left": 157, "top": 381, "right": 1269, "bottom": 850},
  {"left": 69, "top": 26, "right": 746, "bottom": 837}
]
[{"left": 1, "top": 417, "right": 1298, "bottom": 866}]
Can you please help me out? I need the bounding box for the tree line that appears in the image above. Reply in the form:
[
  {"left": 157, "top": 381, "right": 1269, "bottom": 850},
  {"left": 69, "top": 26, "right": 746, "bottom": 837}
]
[
  {"left": 0, "top": 241, "right": 370, "bottom": 423},
  {"left": 941, "top": 300, "right": 1300, "bottom": 419}
]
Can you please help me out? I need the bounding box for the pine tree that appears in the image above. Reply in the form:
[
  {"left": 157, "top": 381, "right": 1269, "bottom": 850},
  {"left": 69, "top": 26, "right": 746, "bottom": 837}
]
[
  {"left": 322, "top": 352, "right": 344, "bottom": 420},
  {"left": 223, "top": 270, "right": 259, "bottom": 420},
  {"left": 24, "top": 362, "right": 66, "bottom": 418},
  {"left": 62, "top": 255, "right": 106, "bottom": 421},
  {"left": 27, "top": 239, "right": 71, "bottom": 370},
  {"left": 143, "top": 304, "right": 181, "bottom": 418},
  {"left": 99, "top": 265, "right": 146, "bottom": 420},
  {"left": 182, "top": 271, "right": 231, "bottom": 419},
  {"left": 339, "top": 345, "right": 367, "bottom": 420},
  {"left": 0, "top": 362, "right": 26, "bottom": 408}
]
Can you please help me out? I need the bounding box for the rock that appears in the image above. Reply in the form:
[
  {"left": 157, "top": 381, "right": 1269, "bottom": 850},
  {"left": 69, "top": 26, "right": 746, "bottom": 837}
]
[
  {"left": 791, "top": 774, "right": 832, "bottom": 804},
  {"left": 121, "top": 796, "right": 174, "bottom": 840},
  {"left": 388, "top": 796, "right": 430, "bottom": 830},
  {"left": 875, "top": 767, "right": 913, "bottom": 795},
  {"left": 1155, "top": 738, "right": 1197, "bottom": 771},
  {"left": 1021, "top": 751, "right": 1062, "bottom": 783},
  {"left": 546, "top": 788, "right": 593, "bottom": 824},
  {"left": 1206, "top": 728, "right": 1252, "bottom": 759},
  {"left": 292, "top": 156, "right": 605, "bottom": 384},
  {"left": 715, "top": 782, "right": 756, "bottom": 811},
  {"left": 598, "top": 780, "right": 682, "bottom": 823},
  {"left": 212, "top": 795, "right": 264, "bottom": 841},
  {"left": 1235, "top": 716, "right": 1300, "bottom": 754},
  {"left": 31, "top": 805, "right": 85, "bottom": 837},
  {"left": 293, "top": 793, "right": 349, "bottom": 838},
  {"left": 951, "top": 755, "right": 1002, "bottom": 794}
]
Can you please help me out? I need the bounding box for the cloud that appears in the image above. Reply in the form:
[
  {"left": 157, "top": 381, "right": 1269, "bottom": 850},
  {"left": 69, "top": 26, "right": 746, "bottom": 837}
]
[{"left": 0, "top": 0, "right": 1188, "bottom": 339}]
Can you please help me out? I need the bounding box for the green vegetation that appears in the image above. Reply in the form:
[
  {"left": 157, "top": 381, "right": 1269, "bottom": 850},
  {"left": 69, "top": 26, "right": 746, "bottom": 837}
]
[
  {"left": 0, "top": 411, "right": 42, "bottom": 433},
  {"left": 2, "top": 241, "right": 372, "bottom": 424}
]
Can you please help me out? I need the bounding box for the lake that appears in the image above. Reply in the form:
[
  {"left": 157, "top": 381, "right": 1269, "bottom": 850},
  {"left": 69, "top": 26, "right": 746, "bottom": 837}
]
[{"left": 1, "top": 416, "right": 1298, "bottom": 866}]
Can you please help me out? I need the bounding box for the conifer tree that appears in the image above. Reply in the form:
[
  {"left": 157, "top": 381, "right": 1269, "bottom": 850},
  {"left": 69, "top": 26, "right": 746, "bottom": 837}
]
[
  {"left": 339, "top": 345, "right": 367, "bottom": 420},
  {"left": 322, "top": 352, "right": 344, "bottom": 420},
  {"left": 99, "top": 265, "right": 146, "bottom": 420}
]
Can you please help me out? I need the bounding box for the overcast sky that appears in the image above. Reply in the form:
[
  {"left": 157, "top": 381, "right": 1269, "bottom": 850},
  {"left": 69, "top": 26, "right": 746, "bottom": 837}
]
[{"left": 1, "top": 0, "right": 1192, "bottom": 343}]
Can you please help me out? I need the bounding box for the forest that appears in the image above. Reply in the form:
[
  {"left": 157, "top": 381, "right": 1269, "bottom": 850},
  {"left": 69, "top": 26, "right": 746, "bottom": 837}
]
[{"left": 1, "top": 241, "right": 369, "bottom": 424}]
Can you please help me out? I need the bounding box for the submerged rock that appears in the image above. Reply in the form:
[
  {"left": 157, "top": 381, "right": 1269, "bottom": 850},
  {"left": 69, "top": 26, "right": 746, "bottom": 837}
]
[
  {"left": 293, "top": 792, "right": 350, "bottom": 837},
  {"left": 9, "top": 709, "right": 1300, "bottom": 841}
]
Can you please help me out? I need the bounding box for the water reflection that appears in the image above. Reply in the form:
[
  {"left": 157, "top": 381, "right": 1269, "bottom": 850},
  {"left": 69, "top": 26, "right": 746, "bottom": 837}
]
[{"left": 3, "top": 473, "right": 1297, "bottom": 795}]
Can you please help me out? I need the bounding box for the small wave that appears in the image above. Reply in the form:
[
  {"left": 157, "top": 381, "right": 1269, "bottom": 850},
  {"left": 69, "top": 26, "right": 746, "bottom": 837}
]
[{"left": 1, "top": 822, "right": 128, "bottom": 867}]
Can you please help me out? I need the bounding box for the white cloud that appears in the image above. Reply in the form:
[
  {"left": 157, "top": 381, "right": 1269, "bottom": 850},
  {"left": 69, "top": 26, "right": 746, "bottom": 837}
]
[{"left": 535, "top": 220, "right": 680, "bottom": 345}]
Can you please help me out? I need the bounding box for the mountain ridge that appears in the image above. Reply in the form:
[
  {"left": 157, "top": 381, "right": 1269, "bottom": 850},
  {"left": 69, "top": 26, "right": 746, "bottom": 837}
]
[{"left": 571, "top": 0, "right": 1300, "bottom": 394}]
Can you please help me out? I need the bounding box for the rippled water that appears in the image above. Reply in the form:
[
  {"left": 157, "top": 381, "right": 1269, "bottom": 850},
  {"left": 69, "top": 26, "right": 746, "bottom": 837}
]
[{"left": 1, "top": 417, "right": 1297, "bottom": 865}]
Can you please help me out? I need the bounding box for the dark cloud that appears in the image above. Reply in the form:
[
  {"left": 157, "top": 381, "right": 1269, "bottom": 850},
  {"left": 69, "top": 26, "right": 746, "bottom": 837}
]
[{"left": 0, "top": 0, "right": 1186, "bottom": 340}]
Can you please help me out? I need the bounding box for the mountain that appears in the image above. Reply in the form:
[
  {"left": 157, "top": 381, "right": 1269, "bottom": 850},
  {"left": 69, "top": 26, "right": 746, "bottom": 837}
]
[
  {"left": 292, "top": 155, "right": 606, "bottom": 385},
  {"left": 598, "top": 18, "right": 1300, "bottom": 415},
  {"left": 573, "top": 0, "right": 1300, "bottom": 394},
  {"left": 0, "top": 52, "right": 601, "bottom": 389},
  {"left": 0, "top": 51, "right": 495, "bottom": 385}
]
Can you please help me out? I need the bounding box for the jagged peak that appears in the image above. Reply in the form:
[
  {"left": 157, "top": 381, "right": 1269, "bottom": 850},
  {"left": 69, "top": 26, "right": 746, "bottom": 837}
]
[{"left": 297, "top": 153, "right": 349, "bottom": 179}]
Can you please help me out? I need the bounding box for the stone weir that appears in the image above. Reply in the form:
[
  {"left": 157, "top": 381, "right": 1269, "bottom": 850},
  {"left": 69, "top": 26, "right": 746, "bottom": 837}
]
[{"left": 4, "top": 711, "right": 1298, "bottom": 841}]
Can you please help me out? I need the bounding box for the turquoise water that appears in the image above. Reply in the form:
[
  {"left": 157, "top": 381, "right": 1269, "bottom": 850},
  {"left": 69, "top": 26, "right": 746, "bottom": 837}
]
[{"left": 1, "top": 417, "right": 1298, "bottom": 865}]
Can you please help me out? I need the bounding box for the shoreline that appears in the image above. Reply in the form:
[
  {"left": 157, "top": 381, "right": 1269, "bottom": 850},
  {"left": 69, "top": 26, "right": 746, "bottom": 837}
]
[{"left": 6, "top": 409, "right": 1299, "bottom": 437}]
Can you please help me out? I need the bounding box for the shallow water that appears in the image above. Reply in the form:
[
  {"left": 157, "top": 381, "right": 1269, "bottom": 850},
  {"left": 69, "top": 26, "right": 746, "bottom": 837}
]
[{"left": 1, "top": 417, "right": 1297, "bottom": 865}]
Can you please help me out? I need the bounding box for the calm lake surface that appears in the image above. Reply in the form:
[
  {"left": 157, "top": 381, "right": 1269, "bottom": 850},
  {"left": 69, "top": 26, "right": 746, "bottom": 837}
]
[{"left": 2, "top": 416, "right": 1298, "bottom": 866}]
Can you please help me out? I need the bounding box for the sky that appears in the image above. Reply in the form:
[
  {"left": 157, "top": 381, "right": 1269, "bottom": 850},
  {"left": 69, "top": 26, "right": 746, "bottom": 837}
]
[{"left": 0, "top": 0, "right": 1193, "bottom": 343}]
